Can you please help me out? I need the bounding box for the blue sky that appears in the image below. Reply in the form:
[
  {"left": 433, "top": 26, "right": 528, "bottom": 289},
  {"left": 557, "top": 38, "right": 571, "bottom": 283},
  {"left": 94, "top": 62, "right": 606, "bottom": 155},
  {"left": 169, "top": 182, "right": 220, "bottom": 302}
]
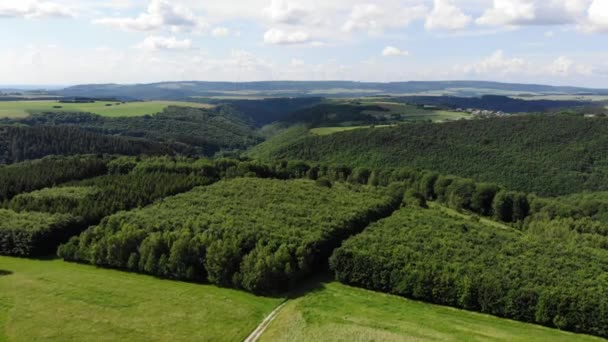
[{"left": 1, "top": 0, "right": 608, "bottom": 87}]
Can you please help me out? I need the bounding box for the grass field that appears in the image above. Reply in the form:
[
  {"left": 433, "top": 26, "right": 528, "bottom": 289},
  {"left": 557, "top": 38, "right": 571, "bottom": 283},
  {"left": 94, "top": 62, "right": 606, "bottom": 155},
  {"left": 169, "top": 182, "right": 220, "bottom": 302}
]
[
  {"left": 0, "top": 101, "right": 214, "bottom": 118},
  {"left": 308, "top": 100, "right": 471, "bottom": 136},
  {"left": 310, "top": 125, "right": 394, "bottom": 136},
  {"left": 511, "top": 94, "right": 608, "bottom": 102},
  {"left": 260, "top": 281, "right": 601, "bottom": 342},
  {"left": 0, "top": 256, "right": 282, "bottom": 341}
]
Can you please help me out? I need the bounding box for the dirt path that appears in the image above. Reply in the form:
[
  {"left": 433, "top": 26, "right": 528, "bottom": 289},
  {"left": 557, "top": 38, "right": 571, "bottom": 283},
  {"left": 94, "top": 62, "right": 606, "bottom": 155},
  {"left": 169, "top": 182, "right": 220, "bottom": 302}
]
[{"left": 243, "top": 301, "right": 287, "bottom": 342}]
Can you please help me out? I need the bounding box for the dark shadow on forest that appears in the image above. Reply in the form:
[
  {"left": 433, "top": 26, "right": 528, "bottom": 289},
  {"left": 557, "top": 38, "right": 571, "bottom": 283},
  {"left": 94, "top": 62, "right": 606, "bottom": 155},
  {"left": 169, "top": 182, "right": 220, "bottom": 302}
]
[{"left": 0, "top": 270, "right": 13, "bottom": 276}]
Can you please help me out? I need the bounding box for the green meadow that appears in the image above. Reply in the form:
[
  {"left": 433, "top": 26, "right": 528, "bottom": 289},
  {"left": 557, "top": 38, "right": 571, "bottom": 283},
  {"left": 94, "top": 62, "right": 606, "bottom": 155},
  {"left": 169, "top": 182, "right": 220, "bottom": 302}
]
[
  {"left": 260, "top": 281, "right": 602, "bottom": 342},
  {"left": 0, "top": 101, "right": 214, "bottom": 118},
  {"left": 0, "top": 256, "right": 281, "bottom": 342},
  {"left": 0, "top": 257, "right": 602, "bottom": 341}
]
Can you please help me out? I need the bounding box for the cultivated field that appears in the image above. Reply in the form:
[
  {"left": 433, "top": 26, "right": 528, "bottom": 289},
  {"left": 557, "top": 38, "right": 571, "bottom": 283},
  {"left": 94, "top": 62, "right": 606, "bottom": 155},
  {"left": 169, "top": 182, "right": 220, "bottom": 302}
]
[
  {"left": 0, "top": 101, "right": 214, "bottom": 118},
  {"left": 0, "top": 256, "right": 281, "bottom": 341}
]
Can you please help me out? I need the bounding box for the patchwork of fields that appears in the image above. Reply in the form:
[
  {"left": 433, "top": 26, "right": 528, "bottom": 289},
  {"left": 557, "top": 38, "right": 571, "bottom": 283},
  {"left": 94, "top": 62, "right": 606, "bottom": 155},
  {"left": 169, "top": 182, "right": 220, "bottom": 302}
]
[{"left": 0, "top": 100, "right": 214, "bottom": 118}]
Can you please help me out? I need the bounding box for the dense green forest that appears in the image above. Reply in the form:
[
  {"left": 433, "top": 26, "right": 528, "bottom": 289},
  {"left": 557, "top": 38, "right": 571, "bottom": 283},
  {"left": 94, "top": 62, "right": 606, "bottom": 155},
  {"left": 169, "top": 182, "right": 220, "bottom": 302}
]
[
  {"left": 7, "top": 172, "right": 210, "bottom": 227},
  {"left": 0, "top": 155, "right": 109, "bottom": 202},
  {"left": 0, "top": 125, "right": 172, "bottom": 164},
  {"left": 330, "top": 206, "right": 608, "bottom": 337},
  {"left": 0, "top": 209, "right": 79, "bottom": 257},
  {"left": 59, "top": 178, "right": 400, "bottom": 294},
  {"left": 0, "top": 106, "right": 261, "bottom": 156},
  {"left": 249, "top": 115, "right": 608, "bottom": 196},
  {"left": 394, "top": 95, "right": 602, "bottom": 113},
  {"left": 210, "top": 97, "right": 323, "bottom": 126}
]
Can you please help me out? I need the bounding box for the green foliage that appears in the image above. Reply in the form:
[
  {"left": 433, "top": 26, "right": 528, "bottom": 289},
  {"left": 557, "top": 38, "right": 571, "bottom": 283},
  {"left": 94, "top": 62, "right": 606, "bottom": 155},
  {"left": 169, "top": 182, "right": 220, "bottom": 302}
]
[
  {"left": 59, "top": 178, "right": 400, "bottom": 294},
  {"left": 0, "top": 155, "right": 108, "bottom": 202},
  {"left": 0, "top": 209, "right": 79, "bottom": 257},
  {"left": 330, "top": 206, "right": 608, "bottom": 338},
  {"left": 249, "top": 115, "right": 608, "bottom": 196},
  {"left": 2, "top": 106, "right": 262, "bottom": 156},
  {"left": 0, "top": 125, "right": 171, "bottom": 164},
  {"left": 8, "top": 172, "right": 211, "bottom": 228}
]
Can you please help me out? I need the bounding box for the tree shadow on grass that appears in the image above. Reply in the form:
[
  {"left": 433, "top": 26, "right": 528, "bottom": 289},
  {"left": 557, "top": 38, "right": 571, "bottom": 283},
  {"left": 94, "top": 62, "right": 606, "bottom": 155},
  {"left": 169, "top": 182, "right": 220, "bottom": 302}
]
[
  {"left": 285, "top": 271, "right": 333, "bottom": 300},
  {"left": 0, "top": 270, "right": 13, "bottom": 276}
]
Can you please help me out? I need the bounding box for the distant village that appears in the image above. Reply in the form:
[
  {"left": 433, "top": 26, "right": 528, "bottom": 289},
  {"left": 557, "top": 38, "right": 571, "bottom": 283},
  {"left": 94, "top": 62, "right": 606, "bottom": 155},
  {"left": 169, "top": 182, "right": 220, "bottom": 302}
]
[{"left": 454, "top": 108, "right": 509, "bottom": 118}]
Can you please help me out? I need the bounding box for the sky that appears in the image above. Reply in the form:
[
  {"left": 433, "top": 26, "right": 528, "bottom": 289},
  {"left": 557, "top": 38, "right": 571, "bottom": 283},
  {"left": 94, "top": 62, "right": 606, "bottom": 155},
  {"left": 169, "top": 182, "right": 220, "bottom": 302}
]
[{"left": 1, "top": 0, "right": 608, "bottom": 87}]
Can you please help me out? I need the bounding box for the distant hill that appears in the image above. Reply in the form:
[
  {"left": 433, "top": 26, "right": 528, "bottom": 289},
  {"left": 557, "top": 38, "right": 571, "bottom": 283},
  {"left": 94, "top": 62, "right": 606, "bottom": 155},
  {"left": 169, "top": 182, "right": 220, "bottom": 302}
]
[
  {"left": 56, "top": 81, "right": 608, "bottom": 100},
  {"left": 0, "top": 106, "right": 262, "bottom": 158}
]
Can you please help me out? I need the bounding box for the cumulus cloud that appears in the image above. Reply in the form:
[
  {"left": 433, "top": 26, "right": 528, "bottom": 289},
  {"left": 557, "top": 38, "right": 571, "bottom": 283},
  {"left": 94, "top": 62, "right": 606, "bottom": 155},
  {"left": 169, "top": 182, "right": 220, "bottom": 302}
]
[
  {"left": 93, "top": 0, "right": 205, "bottom": 32},
  {"left": 342, "top": 2, "right": 427, "bottom": 34},
  {"left": 263, "top": 0, "right": 308, "bottom": 25},
  {"left": 546, "top": 56, "right": 593, "bottom": 76},
  {"left": 476, "top": 0, "right": 591, "bottom": 27},
  {"left": 382, "top": 46, "right": 409, "bottom": 57},
  {"left": 136, "top": 35, "right": 192, "bottom": 51},
  {"left": 0, "top": 0, "right": 74, "bottom": 19},
  {"left": 583, "top": 0, "right": 608, "bottom": 32},
  {"left": 425, "top": 0, "right": 472, "bottom": 30},
  {"left": 263, "top": 28, "right": 310, "bottom": 44},
  {"left": 457, "top": 50, "right": 527, "bottom": 75}
]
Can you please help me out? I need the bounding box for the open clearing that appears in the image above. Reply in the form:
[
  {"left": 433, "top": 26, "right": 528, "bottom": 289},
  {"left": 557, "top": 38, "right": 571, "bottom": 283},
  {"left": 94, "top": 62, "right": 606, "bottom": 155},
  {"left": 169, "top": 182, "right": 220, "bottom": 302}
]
[
  {"left": 0, "top": 101, "right": 214, "bottom": 118},
  {"left": 310, "top": 125, "right": 395, "bottom": 135},
  {"left": 0, "top": 256, "right": 282, "bottom": 342},
  {"left": 260, "top": 281, "right": 601, "bottom": 342}
]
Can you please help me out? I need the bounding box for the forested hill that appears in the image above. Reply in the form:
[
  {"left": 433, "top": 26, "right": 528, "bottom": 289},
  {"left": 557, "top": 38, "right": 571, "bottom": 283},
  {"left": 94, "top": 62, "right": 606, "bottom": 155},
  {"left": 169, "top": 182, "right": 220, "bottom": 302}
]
[
  {"left": 0, "top": 125, "right": 172, "bottom": 164},
  {"left": 0, "top": 106, "right": 261, "bottom": 157},
  {"left": 248, "top": 115, "right": 608, "bottom": 196}
]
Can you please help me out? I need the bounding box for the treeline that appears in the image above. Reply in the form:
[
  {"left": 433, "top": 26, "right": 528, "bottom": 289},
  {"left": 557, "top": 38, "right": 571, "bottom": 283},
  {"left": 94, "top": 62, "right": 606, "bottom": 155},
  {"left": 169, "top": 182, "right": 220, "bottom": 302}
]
[
  {"left": 330, "top": 206, "right": 608, "bottom": 338},
  {"left": 0, "top": 155, "right": 109, "bottom": 202},
  {"left": 7, "top": 172, "right": 210, "bottom": 227},
  {"left": 0, "top": 209, "right": 80, "bottom": 257},
  {"left": 0, "top": 106, "right": 261, "bottom": 156},
  {"left": 59, "top": 178, "right": 401, "bottom": 294},
  {"left": 249, "top": 115, "right": 608, "bottom": 196},
  {"left": 0, "top": 125, "right": 172, "bottom": 164},
  {"left": 395, "top": 95, "right": 598, "bottom": 113}
]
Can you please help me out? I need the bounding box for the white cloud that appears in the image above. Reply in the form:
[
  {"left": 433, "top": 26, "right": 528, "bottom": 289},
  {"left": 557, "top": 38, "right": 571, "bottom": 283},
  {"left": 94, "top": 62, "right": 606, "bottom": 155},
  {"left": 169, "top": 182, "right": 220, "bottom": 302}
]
[
  {"left": 264, "top": 28, "right": 310, "bottom": 44},
  {"left": 425, "top": 0, "right": 472, "bottom": 30},
  {"left": 382, "top": 46, "right": 409, "bottom": 57},
  {"left": 0, "top": 0, "right": 74, "bottom": 19},
  {"left": 263, "top": 0, "right": 307, "bottom": 25},
  {"left": 457, "top": 50, "right": 527, "bottom": 75},
  {"left": 476, "top": 0, "right": 592, "bottom": 27},
  {"left": 547, "top": 56, "right": 593, "bottom": 76},
  {"left": 211, "top": 27, "right": 230, "bottom": 37},
  {"left": 93, "top": 0, "right": 205, "bottom": 32},
  {"left": 136, "top": 35, "right": 192, "bottom": 51},
  {"left": 476, "top": 0, "right": 535, "bottom": 26},
  {"left": 583, "top": 0, "right": 608, "bottom": 32},
  {"left": 342, "top": 2, "right": 427, "bottom": 34}
]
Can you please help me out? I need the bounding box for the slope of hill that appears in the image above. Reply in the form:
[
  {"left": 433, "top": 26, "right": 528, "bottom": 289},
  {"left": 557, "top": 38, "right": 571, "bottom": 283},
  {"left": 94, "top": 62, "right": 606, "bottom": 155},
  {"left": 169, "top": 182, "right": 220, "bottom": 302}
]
[
  {"left": 248, "top": 115, "right": 608, "bottom": 196},
  {"left": 0, "top": 106, "right": 261, "bottom": 157}
]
